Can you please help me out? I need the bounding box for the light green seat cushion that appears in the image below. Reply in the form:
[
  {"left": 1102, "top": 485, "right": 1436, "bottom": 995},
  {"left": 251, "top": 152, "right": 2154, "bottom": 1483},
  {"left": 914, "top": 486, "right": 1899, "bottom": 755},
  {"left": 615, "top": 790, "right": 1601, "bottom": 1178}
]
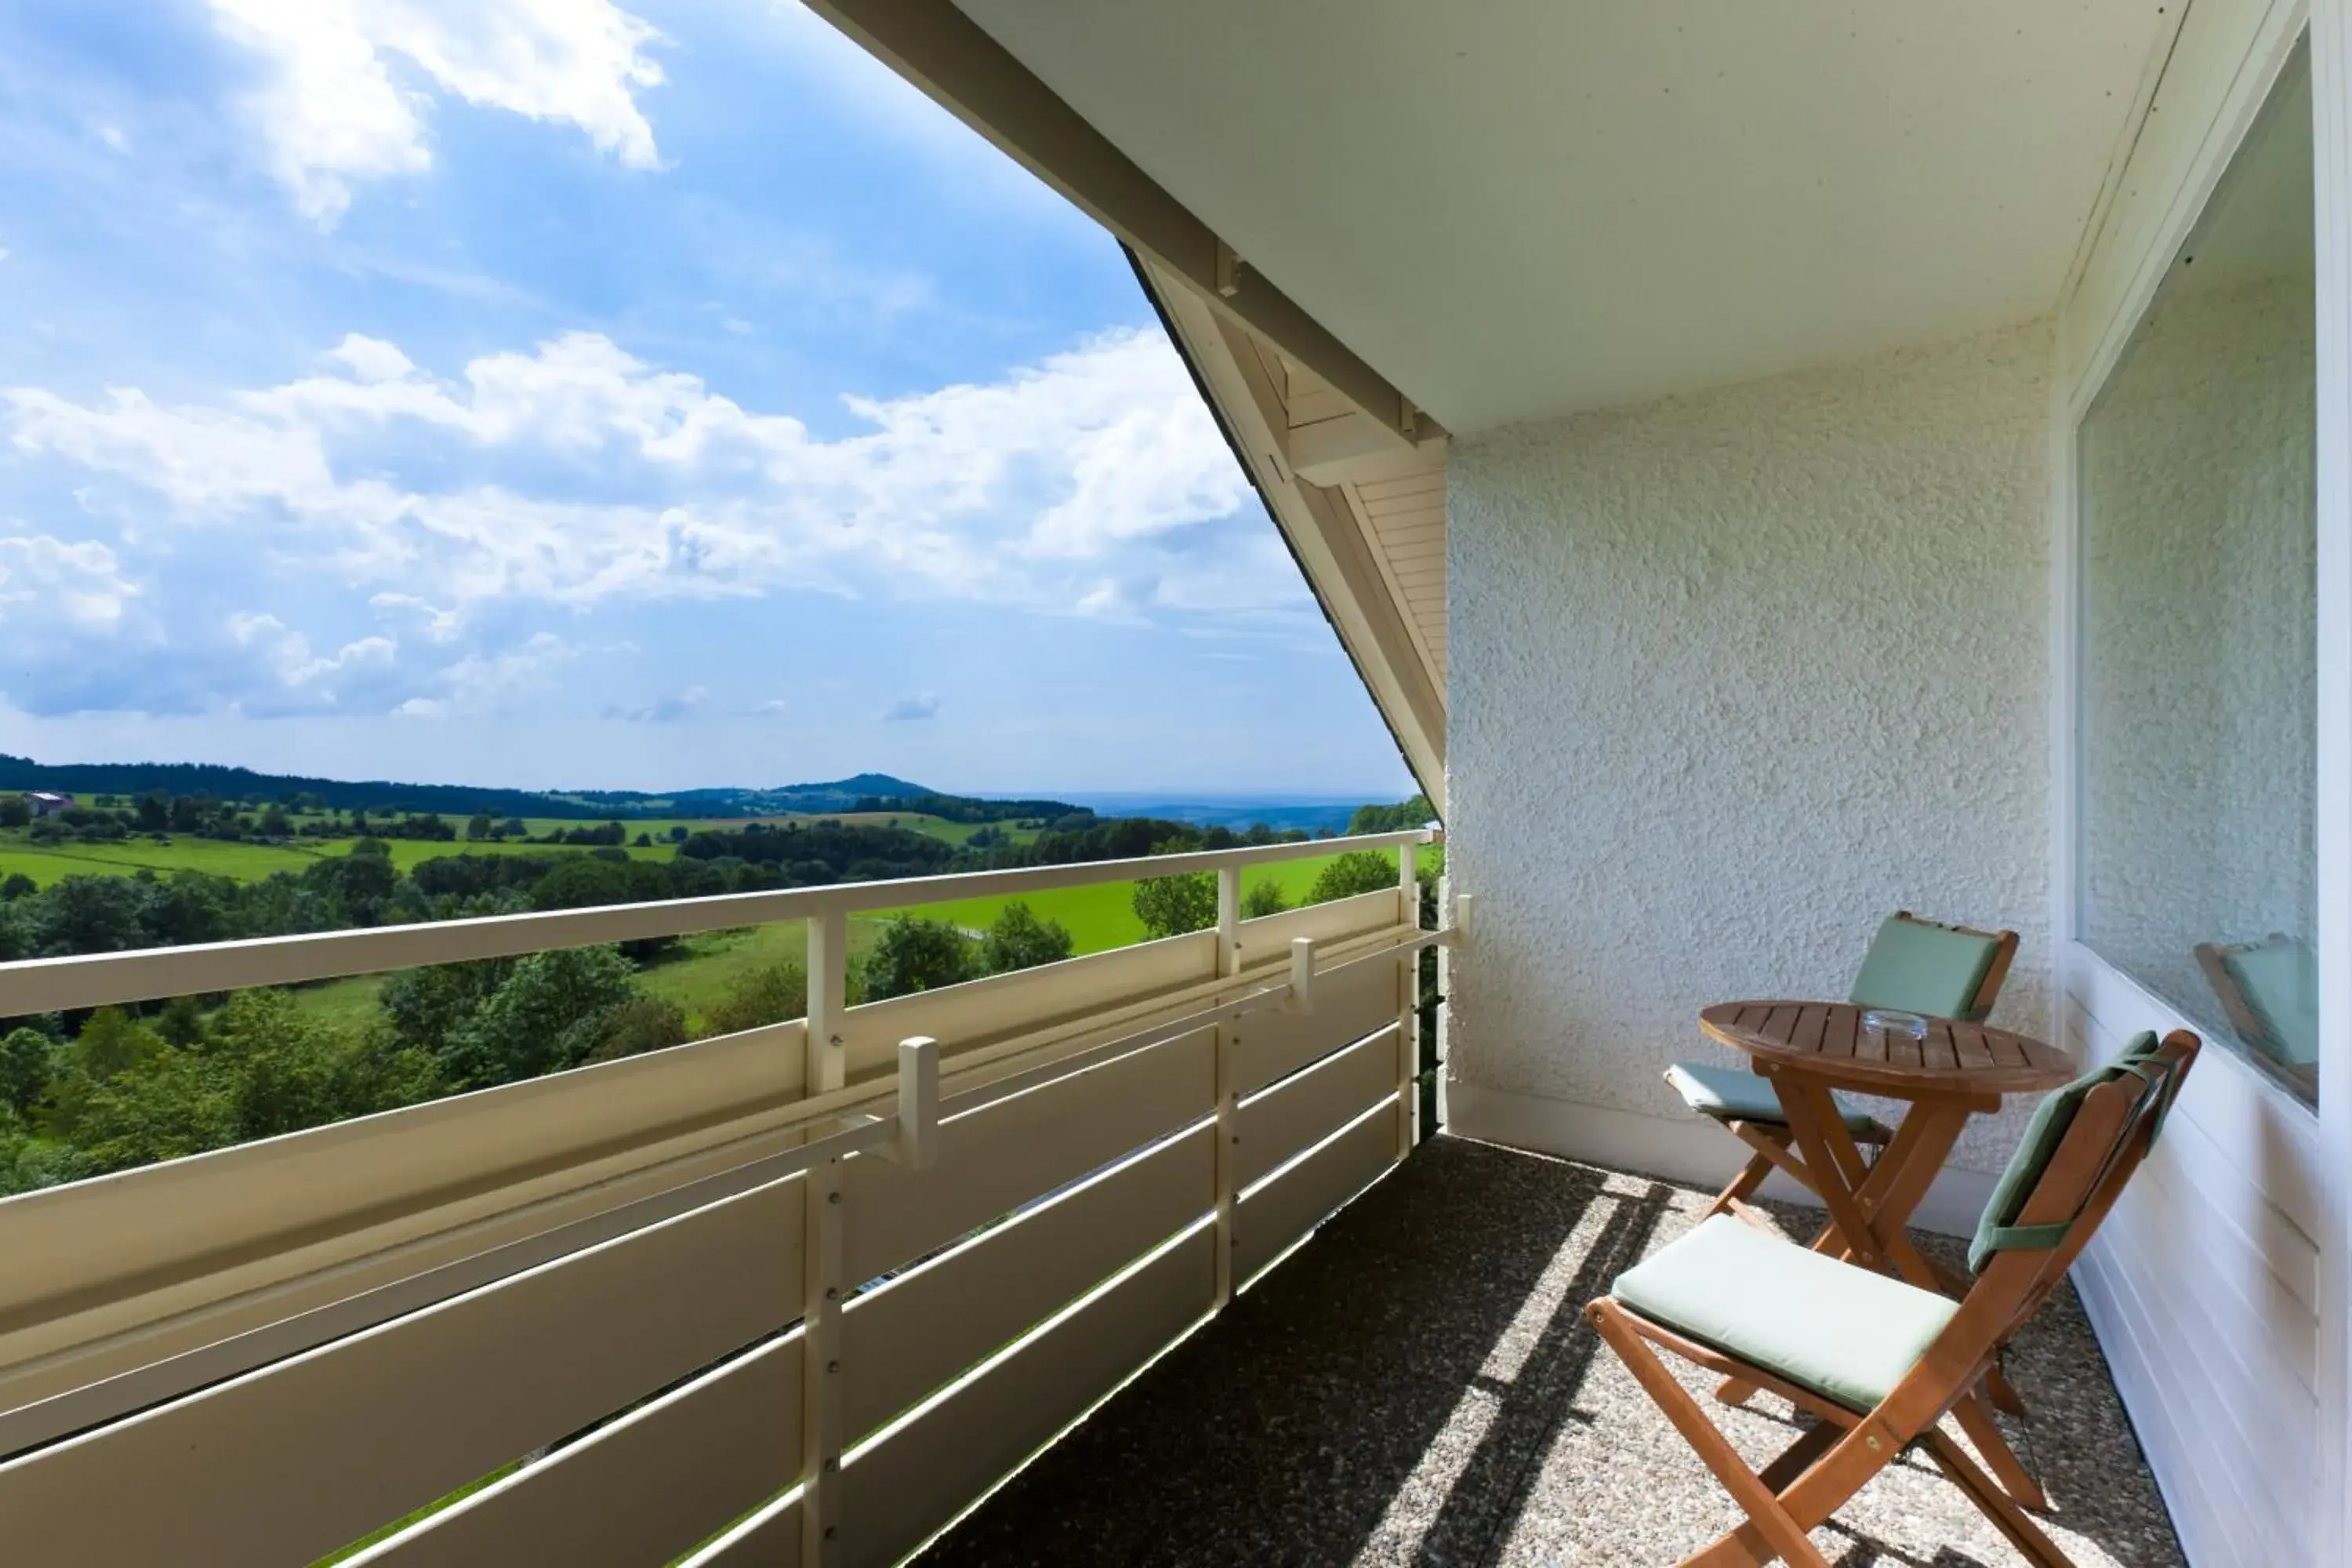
[
  {"left": 1613, "top": 1214, "right": 1958, "bottom": 1412},
  {"left": 1848, "top": 915, "right": 2002, "bottom": 1021},
  {"left": 2225, "top": 942, "right": 2318, "bottom": 1065},
  {"left": 1664, "top": 1061, "right": 1883, "bottom": 1136}
]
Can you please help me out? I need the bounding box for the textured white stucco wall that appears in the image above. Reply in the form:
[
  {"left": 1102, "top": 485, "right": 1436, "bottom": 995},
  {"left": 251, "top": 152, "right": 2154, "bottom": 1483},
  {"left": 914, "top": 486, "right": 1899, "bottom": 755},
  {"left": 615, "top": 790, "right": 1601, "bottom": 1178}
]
[{"left": 1446, "top": 320, "right": 2053, "bottom": 1177}]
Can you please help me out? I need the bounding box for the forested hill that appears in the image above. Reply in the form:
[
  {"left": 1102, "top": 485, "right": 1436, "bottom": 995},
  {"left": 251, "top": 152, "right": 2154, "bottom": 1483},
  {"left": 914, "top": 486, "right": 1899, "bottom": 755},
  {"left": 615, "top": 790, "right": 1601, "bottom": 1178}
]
[{"left": 0, "top": 757, "right": 1046, "bottom": 822}]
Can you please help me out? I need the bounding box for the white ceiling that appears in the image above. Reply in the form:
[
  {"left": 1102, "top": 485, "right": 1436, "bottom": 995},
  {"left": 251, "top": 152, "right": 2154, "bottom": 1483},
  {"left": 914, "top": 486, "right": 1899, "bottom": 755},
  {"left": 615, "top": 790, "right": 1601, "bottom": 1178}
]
[{"left": 954, "top": 0, "right": 2171, "bottom": 434}]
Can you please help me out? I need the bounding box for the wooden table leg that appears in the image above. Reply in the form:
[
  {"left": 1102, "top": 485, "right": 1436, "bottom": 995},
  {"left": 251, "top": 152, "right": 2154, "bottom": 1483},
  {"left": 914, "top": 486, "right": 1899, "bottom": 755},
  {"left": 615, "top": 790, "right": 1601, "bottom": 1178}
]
[{"left": 1769, "top": 1078, "right": 1887, "bottom": 1271}]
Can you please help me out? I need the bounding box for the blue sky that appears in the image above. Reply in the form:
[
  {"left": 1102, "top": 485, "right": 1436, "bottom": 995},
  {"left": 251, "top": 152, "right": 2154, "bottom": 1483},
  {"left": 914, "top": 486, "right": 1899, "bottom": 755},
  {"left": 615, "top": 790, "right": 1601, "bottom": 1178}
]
[{"left": 0, "top": 0, "right": 1413, "bottom": 800}]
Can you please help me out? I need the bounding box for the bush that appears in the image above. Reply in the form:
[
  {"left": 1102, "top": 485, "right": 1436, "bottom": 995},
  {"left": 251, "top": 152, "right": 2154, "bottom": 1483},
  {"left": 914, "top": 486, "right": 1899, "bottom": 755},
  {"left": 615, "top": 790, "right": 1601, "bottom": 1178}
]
[
  {"left": 1241, "top": 880, "right": 1288, "bottom": 919},
  {"left": 1307, "top": 851, "right": 1398, "bottom": 906},
  {"left": 700, "top": 960, "right": 809, "bottom": 1036},
  {"left": 863, "top": 917, "right": 976, "bottom": 1001},
  {"left": 439, "top": 946, "right": 641, "bottom": 1091},
  {"left": 1132, "top": 873, "right": 1216, "bottom": 939},
  {"left": 587, "top": 997, "right": 690, "bottom": 1062},
  {"left": 981, "top": 902, "right": 1074, "bottom": 974}
]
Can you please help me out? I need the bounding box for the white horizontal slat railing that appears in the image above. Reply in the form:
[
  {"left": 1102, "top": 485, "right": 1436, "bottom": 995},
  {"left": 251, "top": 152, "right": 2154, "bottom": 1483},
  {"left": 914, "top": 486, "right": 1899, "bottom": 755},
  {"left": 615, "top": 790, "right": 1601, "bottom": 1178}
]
[{"left": 0, "top": 829, "right": 1454, "bottom": 1567}]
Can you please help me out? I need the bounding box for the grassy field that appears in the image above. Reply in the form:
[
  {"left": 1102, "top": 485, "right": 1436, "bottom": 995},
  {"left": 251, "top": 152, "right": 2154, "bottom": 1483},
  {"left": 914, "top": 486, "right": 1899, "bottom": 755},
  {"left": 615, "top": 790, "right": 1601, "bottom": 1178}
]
[
  {"left": 281, "top": 854, "right": 1362, "bottom": 1036},
  {"left": 0, "top": 811, "right": 1037, "bottom": 891},
  {"left": 880, "top": 853, "right": 1348, "bottom": 956}
]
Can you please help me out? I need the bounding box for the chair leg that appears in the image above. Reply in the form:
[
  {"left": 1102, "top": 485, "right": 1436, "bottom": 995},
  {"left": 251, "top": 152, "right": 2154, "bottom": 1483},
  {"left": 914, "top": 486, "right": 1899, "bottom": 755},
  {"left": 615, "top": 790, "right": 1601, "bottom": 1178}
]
[
  {"left": 1924, "top": 1428, "right": 2076, "bottom": 1568},
  {"left": 1984, "top": 1363, "right": 2027, "bottom": 1417},
  {"left": 1586, "top": 1301, "right": 1832, "bottom": 1568},
  {"left": 1705, "top": 1148, "right": 1778, "bottom": 1220},
  {"left": 1950, "top": 1390, "right": 2046, "bottom": 1511},
  {"left": 1676, "top": 1417, "right": 1904, "bottom": 1568},
  {"left": 1755, "top": 1420, "right": 1845, "bottom": 1493}
]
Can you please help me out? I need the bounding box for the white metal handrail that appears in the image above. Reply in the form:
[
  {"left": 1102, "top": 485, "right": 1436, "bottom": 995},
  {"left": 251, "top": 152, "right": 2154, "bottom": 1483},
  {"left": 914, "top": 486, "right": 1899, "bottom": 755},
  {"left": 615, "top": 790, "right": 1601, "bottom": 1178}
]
[{"left": 0, "top": 826, "right": 1439, "bottom": 1016}]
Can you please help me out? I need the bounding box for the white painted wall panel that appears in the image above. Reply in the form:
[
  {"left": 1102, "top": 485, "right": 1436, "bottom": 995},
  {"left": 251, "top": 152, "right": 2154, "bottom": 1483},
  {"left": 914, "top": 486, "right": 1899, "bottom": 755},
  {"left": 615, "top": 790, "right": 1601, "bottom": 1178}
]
[{"left": 2065, "top": 947, "right": 2320, "bottom": 1568}]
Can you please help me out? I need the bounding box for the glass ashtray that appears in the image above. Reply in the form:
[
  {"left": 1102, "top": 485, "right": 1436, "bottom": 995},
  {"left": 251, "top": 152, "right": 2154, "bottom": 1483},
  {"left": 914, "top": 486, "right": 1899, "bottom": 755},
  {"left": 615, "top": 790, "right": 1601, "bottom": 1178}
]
[{"left": 1860, "top": 1007, "right": 1929, "bottom": 1041}]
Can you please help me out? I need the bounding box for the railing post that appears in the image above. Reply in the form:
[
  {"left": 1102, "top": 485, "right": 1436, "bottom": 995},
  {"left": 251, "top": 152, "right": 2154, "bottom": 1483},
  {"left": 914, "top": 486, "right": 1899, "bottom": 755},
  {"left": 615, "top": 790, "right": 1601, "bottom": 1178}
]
[
  {"left": 1214, "top": 866, "right": 1241, "bottom": 1308},
  {"left": 807, "top": 909, "right": 848, "bottom": 1094},
  {"left": 800, "top": 906, "right": 850, "bottom": 1564},
  {"left": 1397, "top": 841, "right": 1420, "bottom": 1155},
  {"left": 800, "top": 1154, "right": 844, "bottom": 1566}
]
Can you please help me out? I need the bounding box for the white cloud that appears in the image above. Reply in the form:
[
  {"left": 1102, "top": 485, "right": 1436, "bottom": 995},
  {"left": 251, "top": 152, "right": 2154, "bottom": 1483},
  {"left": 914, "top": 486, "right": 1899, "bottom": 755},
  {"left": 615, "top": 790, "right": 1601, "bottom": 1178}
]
[
  {"left": 368, "top": 591, "right": 464, "bottom": 642},
  {"left": 393, "top": 631, "right": 576, "bottom": 718},
  {"left": 880, "top": 691, "right": 939, "bottom": 723},
  {"left": 209, "top": 0, "right": 666, "bottom": 224},
  {"left": 607, "top": 684, "right": 710, "bottom": 723},
  {"left": 0, "top": 534, "right": 137, "bottom": 630},
  {"left": 4, "top": 324, "right": 1282, "bottom": 622},
  {"left": 228, "top": 610, "right": 397, "bottom": 690}
]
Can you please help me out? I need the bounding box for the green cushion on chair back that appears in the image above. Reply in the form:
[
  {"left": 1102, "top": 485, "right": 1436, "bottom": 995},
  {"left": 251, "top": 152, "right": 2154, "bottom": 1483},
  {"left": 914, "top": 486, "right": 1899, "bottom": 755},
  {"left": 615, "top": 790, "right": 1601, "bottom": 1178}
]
[
  {"left": 2224, "top": 941, "right": 2318, "bottom": 1065},
  {"left": 1967, "top": 1030, "right": 2161, "bottom": 1275},
  {"left": 1848, "top": 916, "right": 2002, "bottom": 1022}
]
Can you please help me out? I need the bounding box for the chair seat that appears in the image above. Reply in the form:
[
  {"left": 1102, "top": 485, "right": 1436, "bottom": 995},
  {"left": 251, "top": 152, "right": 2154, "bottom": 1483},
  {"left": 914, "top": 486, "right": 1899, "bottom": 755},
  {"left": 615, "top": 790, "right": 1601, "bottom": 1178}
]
[
  {"left": 1665, "top": 1062, "right": 1886, "bottom": 1138},
  {"left": 1611, "top": 1214, "right": 1958, "bottom": 1412}
]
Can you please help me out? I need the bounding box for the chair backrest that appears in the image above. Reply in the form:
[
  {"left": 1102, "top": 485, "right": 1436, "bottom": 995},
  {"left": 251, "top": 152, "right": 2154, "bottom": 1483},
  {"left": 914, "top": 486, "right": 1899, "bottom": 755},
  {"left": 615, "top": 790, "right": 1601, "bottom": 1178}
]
[
  {"left": 1884, "top": 1030, "right": 2199, "bottom": 1432},
  {"left": 2196, "top": 936, "right": 2318, "bottom": 1065},
  {"left": 1847, "top": 911, "right": 2018, "bottom": 1022}
]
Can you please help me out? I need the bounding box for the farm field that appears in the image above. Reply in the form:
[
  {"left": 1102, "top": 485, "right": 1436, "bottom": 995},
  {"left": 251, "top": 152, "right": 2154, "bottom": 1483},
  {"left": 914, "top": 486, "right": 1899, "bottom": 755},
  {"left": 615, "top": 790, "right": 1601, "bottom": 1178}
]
[
  {"left": 0, "top": 811, "right": 1034, "bottom": 891},
  {"left": 282, "top": 854, "right": 1363, "bottom": 1036},
  {"left": 881, "top": 852, "right": 1350, "bottom": 956}
]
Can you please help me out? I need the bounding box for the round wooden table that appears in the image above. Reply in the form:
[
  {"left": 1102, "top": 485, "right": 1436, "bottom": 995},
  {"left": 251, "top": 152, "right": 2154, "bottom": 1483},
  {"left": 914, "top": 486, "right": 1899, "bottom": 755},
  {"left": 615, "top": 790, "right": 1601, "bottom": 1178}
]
[
  {"left": 1697, "top": 1000, "right": 2074, "bottom": 1508},
  {"left": 1700, "top": 1000, "right": 2074, "bottom": 1102},
  {"left": 1698, "top": 1001, "right": 2072, "bottom": 1283}
]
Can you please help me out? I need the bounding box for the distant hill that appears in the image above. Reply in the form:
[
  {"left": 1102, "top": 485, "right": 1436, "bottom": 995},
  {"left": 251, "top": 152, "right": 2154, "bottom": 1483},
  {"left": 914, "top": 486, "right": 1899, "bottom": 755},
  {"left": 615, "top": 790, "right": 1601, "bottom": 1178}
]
[{"left": 0, "top": 756, "right": 956, "bottom": 822}]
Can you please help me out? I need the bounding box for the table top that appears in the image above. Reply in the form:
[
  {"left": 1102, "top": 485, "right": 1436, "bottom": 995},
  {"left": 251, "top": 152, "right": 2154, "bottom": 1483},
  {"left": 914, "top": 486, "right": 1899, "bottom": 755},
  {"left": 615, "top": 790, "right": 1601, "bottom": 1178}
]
[{"left": 1699, "top": 1000, "right": 2074, "bottom": 1097}]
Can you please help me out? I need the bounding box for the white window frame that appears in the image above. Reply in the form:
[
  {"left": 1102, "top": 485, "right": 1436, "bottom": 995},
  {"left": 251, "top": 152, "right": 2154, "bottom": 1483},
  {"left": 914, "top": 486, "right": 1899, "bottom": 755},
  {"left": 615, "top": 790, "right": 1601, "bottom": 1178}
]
[{"left": 2053, "top": 2, "right": 2350, "bottom": 1557}]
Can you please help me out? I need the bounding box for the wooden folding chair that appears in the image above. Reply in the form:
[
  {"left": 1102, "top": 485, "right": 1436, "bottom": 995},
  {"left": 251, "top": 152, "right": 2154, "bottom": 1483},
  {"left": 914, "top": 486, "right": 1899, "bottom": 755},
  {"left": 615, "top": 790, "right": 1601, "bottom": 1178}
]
[
  {"left": 1595, "top": 1029, "right": 2198, "bottom": 1567},
  {"left": 1667, "top": 913, "right": 2020, "bottom": 1226},
  {"left": 2194, "top": 935, "right": 2318, "bottom": 1101}
]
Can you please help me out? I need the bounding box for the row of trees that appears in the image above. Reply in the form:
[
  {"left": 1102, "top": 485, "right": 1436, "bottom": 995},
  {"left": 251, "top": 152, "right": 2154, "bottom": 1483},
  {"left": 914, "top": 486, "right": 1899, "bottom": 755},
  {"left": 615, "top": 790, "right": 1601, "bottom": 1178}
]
[
  {"left": 0, "top": 799, "right": 1433, "bottom": 1196},
  {"left": 0, "top": 891, "right": 1084, "bottom": 1197}
]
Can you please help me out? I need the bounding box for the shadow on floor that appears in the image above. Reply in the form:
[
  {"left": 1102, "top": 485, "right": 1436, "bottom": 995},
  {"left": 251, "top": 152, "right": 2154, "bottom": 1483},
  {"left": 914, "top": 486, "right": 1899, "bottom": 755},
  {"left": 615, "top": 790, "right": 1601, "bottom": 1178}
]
[{"left": 914, "top": 1136, "right": 2184, "bottom": 1568}]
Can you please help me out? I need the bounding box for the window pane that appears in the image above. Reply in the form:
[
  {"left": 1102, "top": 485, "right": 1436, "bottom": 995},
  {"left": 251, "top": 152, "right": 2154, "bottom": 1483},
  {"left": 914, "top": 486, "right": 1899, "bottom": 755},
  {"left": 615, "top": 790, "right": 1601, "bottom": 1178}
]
[{"left": 2078, "top": 44, "right": 2317, "bottom": 1105}]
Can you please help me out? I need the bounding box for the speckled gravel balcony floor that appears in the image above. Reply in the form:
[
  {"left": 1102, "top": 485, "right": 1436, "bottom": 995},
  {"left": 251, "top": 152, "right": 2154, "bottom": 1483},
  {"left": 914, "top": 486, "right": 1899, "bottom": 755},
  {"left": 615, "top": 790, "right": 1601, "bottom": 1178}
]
[{"left": 914, "top": 1134, "right": 2184, "bottom": 1568}]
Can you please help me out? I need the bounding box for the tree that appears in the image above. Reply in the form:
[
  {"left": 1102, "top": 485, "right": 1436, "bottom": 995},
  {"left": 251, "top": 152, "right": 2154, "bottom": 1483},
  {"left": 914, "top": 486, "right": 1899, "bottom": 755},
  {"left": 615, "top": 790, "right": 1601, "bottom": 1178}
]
[
  {"left": 863, "top": 918, "right": 976, "bottom": 1000},
  {"left": 1347, "top": 795, "right": 1435, "bottom": 836},
  {"left": 466, "top": 812, "right": 493, "bottom": 840},
  {"left": 498, "top": 817, "right": 528, "bottom": 839},
  {"left": 585, "top": 997, "right": 688, "bottom": 1062},
  {"left": 981, "top": 902, "right": 1074, "bottom": 974},
  {"left": 440, "top": 946, "right": 642, "bottom": 1091},
  {"left": 0, "top": 794, "right": 27, "bottom": 829},
  {"left": 207, "top": 989, "right": 429, "bottom": 1144},
  {"left": 1308, "top": 851, "right": 1399, "bottom": 905},
  {"left": 0, "top": 1027, "right": 53, "bottom": 1114},
  {"left": 1133, "top": 873, "right": 1216, "bottom": 939},
  {"left": 0, "top": 873, "right": 35, "bottom": 901},
  {"left": 256, "top": 805, "right": 292, "bottom": 838},
  {"left": 701, "top": 960, "right": 809, "bottom": 1037},
  {"left": 382, "top": 960, "right": 512, "bottom": 1061},
  {"left": 29, "top": 875, "right": 148, "bottom": 955},
  {"left": 1242, "top": 880, "right": 1288, "bottom": 919}
]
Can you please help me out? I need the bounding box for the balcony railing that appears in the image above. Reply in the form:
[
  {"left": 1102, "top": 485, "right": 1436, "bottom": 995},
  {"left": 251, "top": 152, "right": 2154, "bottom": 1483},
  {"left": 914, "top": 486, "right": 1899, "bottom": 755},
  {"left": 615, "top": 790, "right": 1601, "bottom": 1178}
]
[{"left": 0, "top": 828, "right": 1452, "bottom": 1566}]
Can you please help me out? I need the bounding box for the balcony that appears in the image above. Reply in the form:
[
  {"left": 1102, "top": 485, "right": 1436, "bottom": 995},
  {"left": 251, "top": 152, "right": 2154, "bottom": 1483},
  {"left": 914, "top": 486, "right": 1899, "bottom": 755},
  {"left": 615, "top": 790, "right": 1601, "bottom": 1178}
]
[{"left": 0, "top": 829, "right": 2187, "bottom": 1566}]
